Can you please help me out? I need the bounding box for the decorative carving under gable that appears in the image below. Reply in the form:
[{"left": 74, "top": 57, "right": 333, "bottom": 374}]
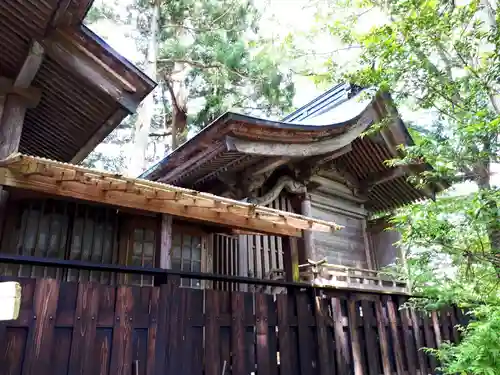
[
  {"left": 247, "top": 175, "right": 307, "bottom": 206},
  {"left": 322, "top": 159, "right": 361, "bottom": 196}
]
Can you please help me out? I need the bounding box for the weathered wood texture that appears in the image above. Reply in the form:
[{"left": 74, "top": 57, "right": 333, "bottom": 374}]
[{"left": 0, "top": 278, "right": 467, "bottom": 375}]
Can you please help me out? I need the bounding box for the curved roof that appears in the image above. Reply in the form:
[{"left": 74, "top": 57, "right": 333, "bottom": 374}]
[
  {"left": 141, "top": 89, "right": 444, "bottom": 212},
  {"left": 0, "top": 0, "right": 156, "bottom": 162}
]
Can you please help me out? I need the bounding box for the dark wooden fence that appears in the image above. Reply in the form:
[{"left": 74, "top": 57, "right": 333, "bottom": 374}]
[{"left": 0, "top": 277, "right": 468, "bottom": 375}]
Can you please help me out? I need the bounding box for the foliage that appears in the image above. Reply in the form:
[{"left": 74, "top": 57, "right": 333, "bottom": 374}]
[
  {"left": 301, "top": 0, "right": 500, "bottom": 373},
  {"left": 132, "top": 0, "right": 294, "bottom": 132}
]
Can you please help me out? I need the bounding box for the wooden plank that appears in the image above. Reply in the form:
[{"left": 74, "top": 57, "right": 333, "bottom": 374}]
[
  {"left": 153, "top": 284, "right": 170, "bottom": 375},
  {"left": 109, "top": 285, "right": 134, "bottom": 375},
  {"left": 450, "top": 306, "right": 461, "bottom": 343},
  {"left": 314, "top": 291, "right": 333, "bottom": 375},
  {"left": 267, "top": 294, "right": 278, "bottom": 375},
  {"left": 410, "top": 309, "right": 428, "bottom": 373},
  {"left": 276, "top": 294, "right": 297, "bottom": 375},
  {"left": 255, "top": 235, "right": 262, "bottom": 278},
  {"left": 386, "top": 296, "right": 405, "bottom": 375},
  {"left": 360, "top": 300, "right": 379, "bottom": 375},
  {"left": 68, "top": 282, "right": 100, "bottom": 375},
  {"left": 296, "top": 292, "right": 315, "bottom": 375},
  {"left": 189, "top": 289, "right": 204, "bottom": 375},
  {"left": 165, "top": 286, "right": 190, "bottom": 375},
  {"left": 205, "top": 289, "right": 221, "bottom": 375},
  {"left": 231, "top": 291, "right": 246, "bottom": 375},
  {"left": 347, "top": 297, "right": 363, "bottom": 375},
  {"left": 263, "top": 234, "right": 270, "bottom": 276},
  {"left": 256, "top": 293, "right": 270, "bottom": 375},
  {"left": 431, "top": 311, "right": 442, "bottom": 346},
  {"left": 22, "top": 278, "right": 60, "bottom": 375},
  {"left": 374, "top": 297, "right": 392, "bottom": 375},
  {"left": 398, "top": 302, "right": 417, "bottom": 375},
  {"left": 422, "top": 314, "right": 437, "bottom": 372},
  {"left": 332, "top": 296, "right": 349, "bottom": 374},
  {"left": 146, "top": 287, "right": 159, "bottom": 375}
]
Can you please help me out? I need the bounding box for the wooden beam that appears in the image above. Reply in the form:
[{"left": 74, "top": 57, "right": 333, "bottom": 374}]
[
  {"left": 0, "top": 77, "right": 41, "bottom": 108},
  {"left": 15, "top": 41, "right": 45, "bottom": 88},
  {"left": 0, "top": 168, "right": 302, "bottom": 237},
  {"left": 362, "top": 166, "right": 408, "bottom": 189},
  {"left": 40, "top": 32, "right": 140, "bottom": 113},
  {"left": 70, "top": 108, "right": 128, "bottom": 164},
  {"left": 225, "top": 107, "right": 375, "bottom": 157},
  {"left": 159, "top": 142, "right": 226, "bottom": 183},
  {"left": 245, "top": 157, "right": 291, "bottom": 176}
]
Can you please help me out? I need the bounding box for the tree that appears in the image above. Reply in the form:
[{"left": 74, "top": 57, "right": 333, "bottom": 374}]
[
  {"left": 301, "top": 0, "right": 499, "bottom": 373},
  {"left": 127, "top": 0, "right": 295, "bottom": 174}
]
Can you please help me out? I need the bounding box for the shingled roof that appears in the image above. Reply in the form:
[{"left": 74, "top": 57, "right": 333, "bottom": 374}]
[{"left": 141, "top": 87, "right": 447, "bottom": 212}]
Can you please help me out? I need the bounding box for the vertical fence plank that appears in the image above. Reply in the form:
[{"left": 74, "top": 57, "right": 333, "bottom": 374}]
[
  {"left": 313, "top": 291, "right": 333, "bottom": 375},
  {"left": 347, "top": 297, "right": 364, "bottom": 375},
  {"left": 231, "top": 291, "right": 246, "bottom": 375},
  {"left": 361, "top": 300, "right": 379, "bottom": 375},
  {"left": 166, "top": 286, "right": 191, "bottom": 375},
  {"left": 22, "top": 278, "right": 60, "bottom": 375},
  {"left": 422, "top": 314, "right": 438, "bottom": 372},
  {"left": 109, "top": 285, "right": 134, "bottom": 375},
  {"left": 450, "top": 307, "right": 461, "bottom": 343},
  {"left": 331, "top": 296, "right": 349, "bottom": 374},
  {"left": 431, "top": 311, "right": 442, "bottom": 348},
  {"left": 386, "top": 296, "right": 405, "bottom": 375},
  {"left": 277, "top": 294, "right": 298, "bottom": 375},
  {"left": 205, "top": 289, "right": 221, "bottom": 375},
  {"left": 146, "top": 287, "right": 159, "bottom": 375},
  {"left": 256, "top": 293, "right": 270, "bottom": 375},
  {"left": 154, "top": 284, "right": 169, "bottom": 375},
  {"left": 68, "top": 283, "right": 100, "bottom": 375},
  {"left": 410, "top": 309, "right": 428, "bottom": 373},
  {"left": 375, "top": 297, "right": 392, "bottom": 375},
  {"left": 398, "top": 302, "right": 417, "bottom": 375},
  {"left": 296, "top": 292, "right": 315, "bottom": 375}
]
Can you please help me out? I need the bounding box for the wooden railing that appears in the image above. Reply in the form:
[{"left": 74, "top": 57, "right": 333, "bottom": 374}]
[{"left": 298, "top": 259, "right": 409, "bottom": 294}]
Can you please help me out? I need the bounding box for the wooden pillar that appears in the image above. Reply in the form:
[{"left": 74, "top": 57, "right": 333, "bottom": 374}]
[
  {"left": 301, "top": 193, "right": 315, "bottom": 261},
  {"left": 282, "top": 236, "right": 300, "bottom": 282},
  {"left": 361, "top": 206, "right": 374, "bottom": 269},
  {"left": 159, "top": 214, "right": 173, "bottom": 269},
  {"left": 0, "top": 41, "right": 44, "bottom": 246}
]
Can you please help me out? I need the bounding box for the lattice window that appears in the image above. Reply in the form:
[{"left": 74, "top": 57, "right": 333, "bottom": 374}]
[
  {"left": 1, "top": 200, "right": 118, "bottom": 283},
  {"left": 171, "top": 232, "right": 203, "bottom": 288},
  {"left": 126, "top": 227, "right": 156, "bottom": 286}
]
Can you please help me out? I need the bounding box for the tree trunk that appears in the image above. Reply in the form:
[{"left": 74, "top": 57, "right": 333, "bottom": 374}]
[{"left": 128, "top": 0, "right": 159, "bottom": 176}]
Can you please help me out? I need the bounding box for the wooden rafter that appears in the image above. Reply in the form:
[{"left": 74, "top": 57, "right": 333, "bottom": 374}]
[{"left": 0, "top": 154, "right": 343, "bottom": 237}]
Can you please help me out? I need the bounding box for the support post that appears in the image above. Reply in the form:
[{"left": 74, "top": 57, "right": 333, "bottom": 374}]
[
  {"left": 0, "top": 41, "right": 44, "bottom": 246},
  {"left": 159, "top": 214, "right": 173, "bottom": 270},
  {"left": 282, "top": 236, "right": 300, "bottom": 282},
  {"left": 301, "top": 192, "right": 315, "bottom": 261}
]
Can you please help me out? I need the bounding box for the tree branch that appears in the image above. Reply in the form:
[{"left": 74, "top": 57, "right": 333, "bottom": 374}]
[{"left": 159, "top": 58, "right": 253, "bottom": 81}]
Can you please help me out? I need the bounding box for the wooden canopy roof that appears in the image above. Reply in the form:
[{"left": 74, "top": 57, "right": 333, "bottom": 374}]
[
  {"left": 0, "top": 0, "right": 155, "bottom": 163},
  {"left": 141, "top": 90, "right": 447, "bottom": 212},
  {"left": 0, "top": 154, "right": 343, "bottom": 237}
]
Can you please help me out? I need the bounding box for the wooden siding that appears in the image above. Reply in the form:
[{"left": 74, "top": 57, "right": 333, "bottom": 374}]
[
  {"left": 0, "top": 277, "right": 467, "bottom": 375},
  {"left": 370, "top": 225, "right": 401, "bottom": 269},
  {"left": 310, "top": 192, "right": 368, "bottom": 268}
]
